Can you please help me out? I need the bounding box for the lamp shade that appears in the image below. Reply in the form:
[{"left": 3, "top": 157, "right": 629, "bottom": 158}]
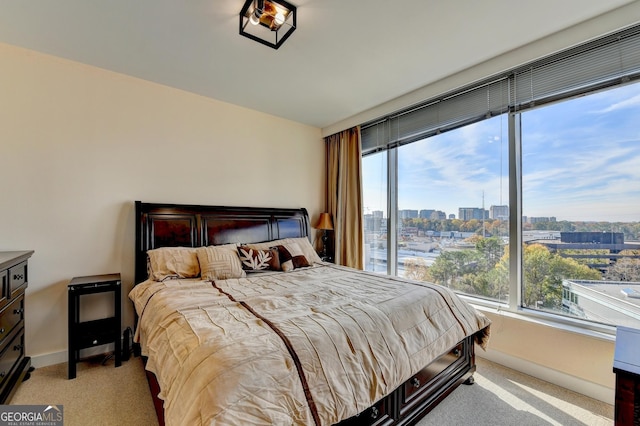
[{"left": 314, "top": 213, "right": 333, "bottom": 231}]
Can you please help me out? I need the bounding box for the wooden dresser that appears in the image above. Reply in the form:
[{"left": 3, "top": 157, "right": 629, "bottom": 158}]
[
  {"left": 0, "top": 251, "right": 33, "bottom": 403},
  {"left": 613, "top": 326, "right": 640, "bottom": 426}
]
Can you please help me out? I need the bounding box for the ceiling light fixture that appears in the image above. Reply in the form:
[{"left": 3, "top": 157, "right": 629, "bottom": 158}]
[{"left": 239, "top": 0, "right": 297, "bottom": 49}]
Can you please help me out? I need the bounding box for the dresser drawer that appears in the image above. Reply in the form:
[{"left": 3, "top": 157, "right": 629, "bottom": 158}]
[
  {"left": 337, "top": 394, "right": 394, "bottom": 426},
  {"left": 0, "top": 327, "right": 24, "bottom": 394},
  {"left": 360, "top": 396, "right": 394, "bottom": 426},
  {"left": 0, "top": 295, "right": 24, "bottom": 346},
  {"left": 401, "top": 342, "right": 466, "bottom": 412},
  {"left": 8, "top": 261, "right": 27, "bottom": 298},
  {"left": 0, "top": 271, "right": 7, "bottom": 307}
]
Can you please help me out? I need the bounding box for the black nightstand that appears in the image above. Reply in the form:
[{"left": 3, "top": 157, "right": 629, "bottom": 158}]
[{"left": 68, "top": 273, "right": 121, "bottom": 379}]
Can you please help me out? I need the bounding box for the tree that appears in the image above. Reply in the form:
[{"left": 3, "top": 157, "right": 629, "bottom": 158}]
[
  {"left": 404, "top": 257, "right": 432, "bottom": 281},
  {"left": 416, "top": 236, "right": 509, "bottom": 300},
  {"left": 475, "top": 237, "right": 503, "bottom": 270},
  {"left": 485, "top": 219, "right": 506, "bottom": 237},
  {"left": 558, "top": 248, "right": 609, "bottom": 267},
  {"left": 428, "top": 250, "right": 477, "bottom": 288},
  {"left": 403, "top": 234, "right": 624, "bottom": 309},
  {"left": 518, "top": 244, "right": 600, "bottom": 309},
  {"left": 461, "top": 219, "right": 480, "bottom": 233},
  {"left": 533, "top": 220, "right": 575, "bottom": 232},
  {"left": 448, "top": 219, "right": 464, "bottom": 232},
  {"left": 605, "top": 257, "right": 640, "bottom": 281}
]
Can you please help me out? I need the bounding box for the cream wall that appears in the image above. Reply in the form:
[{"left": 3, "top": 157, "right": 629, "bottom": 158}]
[
  {"left": 478, "top": 309, "right": 615, "bottom": 404},
  {"left": 0, "top": 43, "right": 324, "bottom": 366}
]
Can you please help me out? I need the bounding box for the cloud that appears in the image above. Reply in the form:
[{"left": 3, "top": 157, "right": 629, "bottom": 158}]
[
  {"left": 364, "top": 83, "right": 640, "bottom": 222},
  {"left": 593, "top": 93, "right": 640, "bottom": 114}
]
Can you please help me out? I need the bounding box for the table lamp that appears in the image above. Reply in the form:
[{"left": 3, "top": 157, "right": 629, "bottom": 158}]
[{"left": 314, "top": 212, "right": 333, "bottom": 260}]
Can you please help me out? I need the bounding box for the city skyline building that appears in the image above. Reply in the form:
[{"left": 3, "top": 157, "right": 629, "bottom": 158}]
[
  {"left": 458, "top": 207, "right": 488, "bottom": 221},
  {"left": 490, "top": 205, "right": 509, "bottom": 220}
]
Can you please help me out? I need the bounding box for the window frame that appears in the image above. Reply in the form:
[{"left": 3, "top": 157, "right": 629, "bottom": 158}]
[{"left": 359, "top": 23, "right": 640, "bottom": 338}]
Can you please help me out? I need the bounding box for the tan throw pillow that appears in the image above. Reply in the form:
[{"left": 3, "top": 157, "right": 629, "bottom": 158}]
[
  {"left": 237, "top": 246, "right": 281, "bottom": 272},
  {"left": 247, "top": 237, "right": 322, "bottom": 264},
  {"left": 283, "top": 237, "right": 323, "bottom": 264},
  {"left": 147, "top": 247, "right": 200, "bottom": 281},
  {"left": 274, "top": 242, "right": 310, "bottom": 271},
  {"left": 196, "top": 244, "right": 246, "bottom": 281}
]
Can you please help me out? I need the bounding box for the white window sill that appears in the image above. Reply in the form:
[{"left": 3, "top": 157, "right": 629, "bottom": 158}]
[{"left": 459, "top": 295, "right": 617, "bottom": 343}]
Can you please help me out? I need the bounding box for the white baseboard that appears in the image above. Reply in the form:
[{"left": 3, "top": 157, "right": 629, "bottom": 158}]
[
  {"left": 29, "top": 344, "right": 116, "bottom": 369},
  {"left": 30, "top": 351, "right": 66, "bottom": 369},
  {"left": 478, "top": 349, "right": 614, "bottom": 405}
]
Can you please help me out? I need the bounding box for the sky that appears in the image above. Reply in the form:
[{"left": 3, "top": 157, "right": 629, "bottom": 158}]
[{"left": 362, "top": 82, "right": 640, "bottom": 223}]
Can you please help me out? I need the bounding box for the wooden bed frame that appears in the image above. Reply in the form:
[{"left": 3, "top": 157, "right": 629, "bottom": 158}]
[{"left": 134, "top": 201, "right": 476, "bottom": 426}]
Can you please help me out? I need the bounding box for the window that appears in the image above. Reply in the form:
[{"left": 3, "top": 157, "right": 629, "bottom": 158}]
[
  {"left": 362, "top": 151, "right": 387, "bottom": 273},
  {"left": 521, "top": 83, "right": 640, "bottom": 328},
  {"left": 395, "top": 117, "right": 509, "bottom": 303},
  {"left": 360, "top": 23, "right": 640, "bottom": 331}
]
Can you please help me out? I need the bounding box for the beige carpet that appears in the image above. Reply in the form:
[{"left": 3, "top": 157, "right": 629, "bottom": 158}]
[
  {"left": 12, "top": 355, "right": 158, "bottom": 426},
  {"left": 11, "top": 355, "right": 613, "bottom": 426},
  {"left": 419, "top": 358, "right": 614, "bottom": 426}
]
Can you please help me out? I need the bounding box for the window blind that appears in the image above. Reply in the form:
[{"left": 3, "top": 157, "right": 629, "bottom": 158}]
[
  {"left": 361, "top": 23, "right": 640, "bottom": 156},
  {"left": 512, "top": 24, "right": 640, "bottom": 110},
  {"left": 361, "top": 78, "right": 510, "bottom": 155}
]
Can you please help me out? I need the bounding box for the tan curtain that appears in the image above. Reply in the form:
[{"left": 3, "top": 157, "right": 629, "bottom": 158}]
[{"left": 325, "top": 126, "right": 363, "bottom": 269}]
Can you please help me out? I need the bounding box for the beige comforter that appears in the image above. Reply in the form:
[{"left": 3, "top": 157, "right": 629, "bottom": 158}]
[{"left": 130, "top": 263, "right": 490, "bottom": 426}]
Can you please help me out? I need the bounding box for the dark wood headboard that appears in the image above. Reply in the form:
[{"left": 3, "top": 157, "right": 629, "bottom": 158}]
[{"left": 134, "top": 201, "right": 312, "bottom": 284}]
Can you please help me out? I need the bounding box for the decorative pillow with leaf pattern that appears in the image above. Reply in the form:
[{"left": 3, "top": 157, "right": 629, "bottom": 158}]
[
  {"left": 237, "top": 246, "right": 281, "bottom": 272},
  {"left": 240, "top": 237, "right": 322, "bottom": 264}
]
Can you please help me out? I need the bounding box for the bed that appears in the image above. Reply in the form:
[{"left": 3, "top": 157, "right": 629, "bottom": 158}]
[{"left": 131, "top": 201, "right": 491, "bottom": 426}]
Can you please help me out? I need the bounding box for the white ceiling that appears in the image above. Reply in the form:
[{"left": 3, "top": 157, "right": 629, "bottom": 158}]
[{"left": 0, "top": 1, "right": 637, "bottom": 130}]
